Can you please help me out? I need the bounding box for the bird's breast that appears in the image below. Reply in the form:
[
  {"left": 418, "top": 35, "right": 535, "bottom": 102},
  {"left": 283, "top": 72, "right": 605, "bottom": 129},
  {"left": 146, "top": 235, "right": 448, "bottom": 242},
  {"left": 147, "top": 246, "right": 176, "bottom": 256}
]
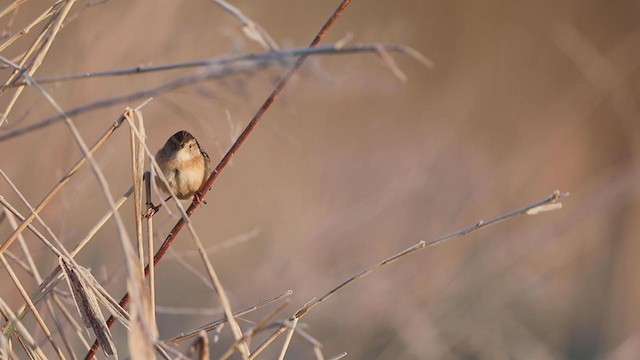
[{"left": 156, "top": 154, "right": 206, "bottom": 199}]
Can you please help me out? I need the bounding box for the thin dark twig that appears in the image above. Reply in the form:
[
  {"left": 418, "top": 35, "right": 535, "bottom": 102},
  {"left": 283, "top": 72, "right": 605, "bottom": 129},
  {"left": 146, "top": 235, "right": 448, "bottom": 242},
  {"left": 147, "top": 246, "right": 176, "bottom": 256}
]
[
  {"left": 248, "top": 191, "right": 569, "bottom": 353},
  {"left": 294, "top": 190, "right": 569, "bottom": 318},
  {"left": 166, "top": 290, "right": 292, "bottom": 344},
  {"left": 82, "top": 1, "right": 352, "bottom": 358},
  {"left": 2, "top": 44, "right": 428, "bottom": 89},
  {"left": 0, "top": 43, "right": 427, "bottom": 143}
]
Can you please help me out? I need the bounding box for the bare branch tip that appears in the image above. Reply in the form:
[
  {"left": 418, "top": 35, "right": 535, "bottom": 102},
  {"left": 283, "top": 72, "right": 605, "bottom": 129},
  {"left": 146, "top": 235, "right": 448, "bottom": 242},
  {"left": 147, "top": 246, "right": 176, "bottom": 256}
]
[
  {"left": 335, "top": 33, "right": 353, "bottom": 49},
  {"left": 135, "top": 97, "right": 154, "bottom": 110},
  {"left": 398, "top": 45, "right": 435, "bottom": 69}
]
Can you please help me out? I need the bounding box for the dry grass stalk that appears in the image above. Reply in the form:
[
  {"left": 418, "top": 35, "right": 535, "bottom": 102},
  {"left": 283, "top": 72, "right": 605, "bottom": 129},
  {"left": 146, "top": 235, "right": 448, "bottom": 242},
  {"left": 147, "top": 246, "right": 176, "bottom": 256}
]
[
  {"left": 186, "top": 331, "right": 210, "bottom": 360},
  {"left": 166, "top": 290, "right": 292, "bottom": 344},
  {"left": 0, "top": 297, "right": 47, "bottom": 359},
  {"left": 245, "top": 191, "right": 569, "bottom": 355},
  {"left": 209, "top": 0, "right": 279, "bottom": 51},
  {"left": 60, "top": 258, "right": 115, "bottom": 357},
  {"left": 84, "top": 0, "right": 355, "bottom": 357},
  {"left": 0, "top": 1, "right": 575, "bottom": 358},
  {"left": 276, "top": 317, "right": 298, "bottom": 360},
  {"left": 0, "top": 109, "right": 128, "bottom": 257},
  {"left": 1, "top": 43, "right": 428, "bottom": 89},
  {"left": 218, "top": 300, "right": 291, "bottom": 360},
  {"left": 124, "top": 115, "right": 250, "bottom": 358},
  {"left": 0, "top": 1, "right": 58, "bottom": 54},
  {"left": 0, "top": 43, "right": 429, "bottom": 142},
  {"left": 0, "top": 0, "right": 76, "bottom": 127},
  {"left": 327, "top": 353, "right": 347, "bottom": 360},
  {"left": 0, "top": 253, "right": 64, "bottom": 358},
  {"left": 126, "top": 107, "right": 160, "bottom": 360}
]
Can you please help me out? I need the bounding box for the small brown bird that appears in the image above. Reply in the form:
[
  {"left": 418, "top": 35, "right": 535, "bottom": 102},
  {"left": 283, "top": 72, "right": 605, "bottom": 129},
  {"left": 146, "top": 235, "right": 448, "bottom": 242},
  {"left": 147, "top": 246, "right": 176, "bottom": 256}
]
[{"left": 155, "top": 130, "right": 211, "bottom": 203}]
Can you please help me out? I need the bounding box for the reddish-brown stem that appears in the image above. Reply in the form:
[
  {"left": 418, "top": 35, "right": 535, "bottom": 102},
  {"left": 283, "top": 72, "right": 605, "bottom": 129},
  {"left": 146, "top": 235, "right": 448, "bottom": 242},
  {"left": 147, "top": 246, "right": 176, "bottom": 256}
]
[{"left": 83, "top": 1, "right": 352, "bottom": 358}]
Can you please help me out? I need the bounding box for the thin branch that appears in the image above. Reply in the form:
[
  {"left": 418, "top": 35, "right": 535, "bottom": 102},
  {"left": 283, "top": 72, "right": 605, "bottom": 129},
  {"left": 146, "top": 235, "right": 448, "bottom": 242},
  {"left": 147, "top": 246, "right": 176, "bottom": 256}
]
[
  {"left": 0, "top": 104, "right": 127, "bottom": 256},
  {"left": 277, "top": 317, "right": 299, "bottom": 360},
  {"left": 0, "top": 297, "right": 48, "bottom": 359},
  {"left": 250, "top": 191, "right": 569, "bottom": 352},
  {"left": 83, "top": 0, "right": 353, "bottom": 358},
  {"left": 165, "top": 290, "right": 292, "bottom": 344},
  {"left": 0, "top": 43, "right": 430, "bottom": 142},
  {"left": 2, "top": 43, "right": 429, "bottom": 88},
  {"left": 294, "top": 191, "right": 568, "bottom": 319},
  {"left": 0, "top": 0, "right": 76, "bottom": 127},
  {"left": 0, "top": 254, "right": 65, "bottom": 358},
  {"left": 208, "top": 0, "right": 279, "bottom": 51}
]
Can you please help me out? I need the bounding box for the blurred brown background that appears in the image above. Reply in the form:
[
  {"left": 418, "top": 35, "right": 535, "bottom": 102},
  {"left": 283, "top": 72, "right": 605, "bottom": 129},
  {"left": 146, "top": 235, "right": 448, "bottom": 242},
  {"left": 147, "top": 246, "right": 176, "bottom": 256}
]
[{"left": 1, "top": 0, "right": 640, "bottom": 358}]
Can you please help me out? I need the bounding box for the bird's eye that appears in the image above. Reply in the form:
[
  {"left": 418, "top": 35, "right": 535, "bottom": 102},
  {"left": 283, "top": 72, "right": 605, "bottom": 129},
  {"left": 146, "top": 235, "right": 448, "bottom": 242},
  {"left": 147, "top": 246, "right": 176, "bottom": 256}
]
[{"left": 189, "top": 143, "right": 194, "bottom": 149}]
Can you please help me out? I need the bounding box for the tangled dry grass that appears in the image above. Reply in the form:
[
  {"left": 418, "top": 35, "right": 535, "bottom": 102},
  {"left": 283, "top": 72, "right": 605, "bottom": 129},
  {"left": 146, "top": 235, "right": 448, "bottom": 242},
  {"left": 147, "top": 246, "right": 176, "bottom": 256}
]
[{"left": 1, "top": 0, "right": 639, "bottom": 359}]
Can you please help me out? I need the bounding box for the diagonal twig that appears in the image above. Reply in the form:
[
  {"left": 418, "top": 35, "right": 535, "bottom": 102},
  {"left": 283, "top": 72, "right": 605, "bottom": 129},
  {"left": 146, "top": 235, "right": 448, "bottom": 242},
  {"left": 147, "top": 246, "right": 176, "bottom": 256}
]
[
  {"left": 248, "top": 191, "right": 569, "bottom": 356},
  {"left": 0, "top": 43, "right": 430, "bottom": 142},
  {"left": 83, "top": 0, "right": 353, "bottom": 358}
]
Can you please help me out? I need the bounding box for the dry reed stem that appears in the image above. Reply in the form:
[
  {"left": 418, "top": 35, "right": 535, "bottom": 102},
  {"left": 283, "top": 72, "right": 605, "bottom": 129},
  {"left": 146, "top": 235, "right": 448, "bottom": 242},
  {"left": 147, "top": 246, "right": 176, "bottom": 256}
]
[
  {"left": 143, "top": 171, "right": 156, "bottom": 297},
  {"left": 186, "top": 331, "right": 210, "bottom": 360},
  {"left": 327, "top": 352, "right": 347, "bottom": 360},
  {"left": 0, "top": 331, "right": 17, "bottom": 359},
  {"left": 155, "top": 305, "right": 224, "bottom": 316},
  {"left": 0, "top": 3, "right": 56, "bottom": 61},
  {"left": 2, "top": 250, "right": 33, "bottom": 276},
  {"left": 125, "top": 108, "right": 160, "bottom": 359},
  {"left": 0, "top": 195, "right": 97, "bottom": 353},
  {"left": 277, "top": 317, "right": 298, "bottom": 360},
  {"left": 1, "top": 94, "right": 154, "bottom": 358},
  {"left": 0, "top": 43, "right": 429, "bottom": 142},
  {"left": 13, "top": 186, "right": 134, "bottom": 325},
  {"left": 209, "top": 0, "right": 279, "bottom": 51},
  {"left": 0, "top": 101, "right": 142, "bottom": 346},
  {"left": 7, "top": 64, "right": 147, "bottom": 358},
  {"left": 0, "top": 196, "right": 60, "bottom": 265},
  {"left": 166, "top": 290, "right": 292, "bottom": 344},
  {"left": 152, "top": 341, "right": 190, "bottom": 360},
  {"left": 14, "top": 54, "right": 142, "bottom": 315},
  {"left": 4, "top": 210, "right": 40, "bottom": 282},
  {"left": 0, "top": 1, "right": 448, "bottom": 358},
  {"left": 218, "top": 301, "right": 291, "bottom": 360},
  {"left": 0, "top": 2, "right": 58, "bottom": 58},
  {"left": 0, "top": 297, "right": 47, "bottom": 359},
  {"left": 0, "top": 254, "right": 65, "bottom": 358},
  {"left": 166, "top": 227, "right": 260, "bottom": 259},
  {"left": 123, "top": 117, "right": 249, "bottom": 359},
  {"left": 88, "top": 0, "right": 353, "bottom": 357},
  {"left": 294, "top": 191, "right": 568, "bottom": 319},
  {"left": 251, "top": 191, "right": 569, "bottom": 352},
  {"left": 0, "top": 106, "right": 128, "bottom": 257},
  {"left": 0, "top": 0, "right": 75, "bottom": 127},
  {"left": 135, "top": 110, "right": 159, "bottom": 339},
  {"left": 93, "top": 1, "right": 353, "bottom": 357},
  {"left": 0, "top": 170, "right": 68, "bottom": 259},
  {"left": 220, "top": 317, "right": 329, "bottom": 360},
  {"left": 50, "top": 294, "right": 92, "bottom": 350},
  {"left": 2, "top": 43, "right": 429, "bottom": 88},
  {"left": 166, "top": 248, "right": 218, "bottom": 293},
  {"left": 60, "top": 258, "right": 115, "bottom": 357},
  {"left": 247, "top": 324, "right": 288, "bottom": 359},
  {"left": 4, "top": 208, "right": 82, "bottom": 358},
  {"left": 0, "top": 1, "right": 27, "bottom": 21},
  {"left": 130, "top": 116, "right": 145, "bottom": 271}
]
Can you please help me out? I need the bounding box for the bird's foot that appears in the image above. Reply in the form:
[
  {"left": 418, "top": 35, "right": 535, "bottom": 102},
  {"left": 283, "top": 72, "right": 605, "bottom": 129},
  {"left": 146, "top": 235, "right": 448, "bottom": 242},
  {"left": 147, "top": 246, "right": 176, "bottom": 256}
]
[
  {"left": 143, "top": 202, "right": 161, "bottom": 218},
  {"left": 193, "top": 191, "right": 207, "bottom": 205}
]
